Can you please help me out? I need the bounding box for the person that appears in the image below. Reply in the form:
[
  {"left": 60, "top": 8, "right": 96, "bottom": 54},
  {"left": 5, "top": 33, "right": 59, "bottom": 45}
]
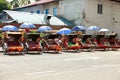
[
  {"left": 59, "top": 35, "right": 68, "bottom": 48},
  {"left": 72, "top": 36, "right": 78, "bottom": 44},
  {"left": 54, "top": 38, "right": 59, "bottom": 44},
  {"left": 86, "top": 38, "right": 92, "bottom": 44},
  {"left": 22, "top": 29, "right": 27, "bottom": 39},
  {"left": 60, "top": 35, "right": 65, "bottom": 43},
  {"left": 36, "top": 37, "right": 44, "bottom": 49},
  {"left": 3, "top": 32, "right": 8, "bottom": 43},
  {"left": 72, "top": 36, "right": 82, "bottom": 44},
  {"left": 10, "top": 36, "right": 14, "bottom": 41},
  {"left": 19, "top": 36, "right": 26, "bottom": 43},
  {"left": 36, "top": 37, "right": 41, "bottom": 43}
]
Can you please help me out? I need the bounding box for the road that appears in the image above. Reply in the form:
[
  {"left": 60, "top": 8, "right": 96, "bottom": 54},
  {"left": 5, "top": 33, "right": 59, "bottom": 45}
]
[{"left": 0, "top": 50, "right": 120, "bottom": 80}]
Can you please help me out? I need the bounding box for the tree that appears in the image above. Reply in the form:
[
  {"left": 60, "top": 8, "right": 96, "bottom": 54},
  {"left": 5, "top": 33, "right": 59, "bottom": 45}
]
[
  {"left": 10, "top": 0, "right": 31, "bottom": 8},
  {"left": 0, "top": 0, "right": 11, "bottom": 13},
  {"left": 19, "top": 0, "right": 31, "bottom": 6},
  {"left": 10, "top": 0, "right": 19, "bottom": 8},
  {"left": 34, "top": 0, "right": 40, "bottom": 2}
]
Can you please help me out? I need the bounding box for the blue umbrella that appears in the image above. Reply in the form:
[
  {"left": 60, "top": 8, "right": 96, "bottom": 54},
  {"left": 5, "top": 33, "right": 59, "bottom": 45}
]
[
  {"left": 57, "top": 28, "right": 72, "bottom": 35},
  {"left": 38, "top": 26, "right": 52, "bottom": 32},
  {"left": 2, "top": 25, "right": 18, "bottom": 31},
  {"left": 72, "top": 26, "right": 85, "bottom": 31},
  {"left": 87, "top": 26, "right": 100, "bottom": 31},
  {"left": 20, "top": 23, "right": 36, "bottom": 28}
]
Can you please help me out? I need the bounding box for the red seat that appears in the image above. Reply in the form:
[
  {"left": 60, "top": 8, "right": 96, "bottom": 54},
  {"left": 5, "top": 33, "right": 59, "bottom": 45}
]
[
  {"left": 43, "top": 39, "right": 62, "bottom": 53},
  {"left": 62, "top": 41, "right": 80, "bottom": 52},
  {"left": 27, "top": 41, "right": 42, "bottom": 52},
  {"left": 6, "top": 41, "right": 23, "bottom": 52}
]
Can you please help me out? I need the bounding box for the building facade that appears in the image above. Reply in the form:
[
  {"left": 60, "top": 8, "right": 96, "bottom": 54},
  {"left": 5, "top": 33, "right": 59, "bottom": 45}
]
[
  {"left": 13, "top": 0, "right": 59, "bottom": 16},
  {"left": 59, "top": 0, "right": 120, "bottom": 34},
  {"left": 84, "top": 0, "right": 120, "bottom": 34},
  {"left": 13, "top": 0, "right": 120, "bottom": 35}
]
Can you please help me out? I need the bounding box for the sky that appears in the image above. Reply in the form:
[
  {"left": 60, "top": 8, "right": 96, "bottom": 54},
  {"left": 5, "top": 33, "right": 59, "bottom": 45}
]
[{"left": 7, "top": 0, "right": 35, "bottom": 3}]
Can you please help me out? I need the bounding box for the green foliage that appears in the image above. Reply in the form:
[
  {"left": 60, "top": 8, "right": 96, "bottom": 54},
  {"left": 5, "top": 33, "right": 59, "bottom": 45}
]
[
  {"left": 0, "top": 0, "right": 11, "bottom": 13},
  {"left": 31, "top": 30, "right": 37, "bottom": 33},
  {"left": 10, "top": 0, "right": 31, "bottom": 8},
  {"left": 10, "top": 0, "right": 20, "bottom": 8},
  {"left": 34, "top": 0, "right": 39, "bottom": 2}
]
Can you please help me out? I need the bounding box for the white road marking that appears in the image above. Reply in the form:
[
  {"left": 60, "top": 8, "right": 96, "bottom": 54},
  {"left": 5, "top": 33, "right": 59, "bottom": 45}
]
[
  {"left": 25, "top": 70, "right": 56, "bottom": 75},
  {"left": 92, "top": 64, "right": 120, "bottom": 68},
  {"left": 64, "top": 57, "right": 100, "bottom": 61}
]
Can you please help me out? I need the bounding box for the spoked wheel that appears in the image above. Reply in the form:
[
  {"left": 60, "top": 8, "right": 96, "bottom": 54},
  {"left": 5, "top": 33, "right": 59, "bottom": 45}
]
[
  {"left": 24, "top": 49, "right": 28, "bottom": 54},
  {"left": 38, "top": 50, "right": 42, "bottom": 55},
  {"left": 43, "top": 47, "right": 48, "bottom": 53},
  {"left": 75, "top": 49, "right": 81, "bottom": 53},
  {"left": 3, "top": 49, "right": 7, "bottom": 55},
  {"left": 21, "top": 52, "right": 25, "bottom": 55},
  {"left": 3, "top": 46, "right": 7, "bottom": 55},
  {"left": 55, "top": 50, "right": 62, "bottom": 54},
  {"left": 112, "top": 47, "right": 118, "bottom": 51},
  {"left": 59, "top": 50, "right": 62, "bottom": 54},
  {"left": 78, "top": 49, "right": 82, "bottom": 53},
  {"left": 103, "top": 48, "right": 107, "bottom": 51},
  {"left": 2, "top": 44, "right": 7, "bottom": 55},
  {"left": 2, "top": 47, "right": 7, "bottom": 55},
  {"left": 87, "top": 47, "right": 92, "bottom": 52},
  {"left": 21, "top": 48, "right": 26, "bottom": 55}
]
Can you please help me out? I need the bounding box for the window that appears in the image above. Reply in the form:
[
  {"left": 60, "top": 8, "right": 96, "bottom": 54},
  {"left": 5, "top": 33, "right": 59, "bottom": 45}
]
[
  {"left": 44, "top": 9, "right": 49, "bottom": 14},
  {"left": 97, "top": 4, "right": 103, "bottom": 14},
  {"left": 53, "top": 7, "right": 58, "bottom": 16},
  {"left": 36, "top": 10, "right": 40, "bottom": 14}
]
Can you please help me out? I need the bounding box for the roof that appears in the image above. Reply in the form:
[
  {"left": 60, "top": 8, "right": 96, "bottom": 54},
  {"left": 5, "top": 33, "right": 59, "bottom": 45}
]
[
  {"left": 3, "top": 10, "right": 73, "bottom": 26},
  {"left": 13, "top": 0, "right": 55, "bottom": 10},
  {"left": 3, "top": 10, "right": 43, "bottom": 24}
]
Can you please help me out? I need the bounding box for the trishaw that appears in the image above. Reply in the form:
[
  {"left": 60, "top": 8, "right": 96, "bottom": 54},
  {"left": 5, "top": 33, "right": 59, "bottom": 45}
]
[
  {"left": 79, "top": 34, "right": 95, "bottom": 51},
  {"left": 25, "top": 32, "right": 43, "bottom": 54},
  {"left": 60, "top": 34, "right": 81, "bottom": 52},
  {"left": 42, "top": 34, "right": 62, "bottom": 53},
  {"left": 2, "top": 31, "right": 24, "bottom": 55},
  {"left": 93, "top": 35, "right": 109, "bottom": 50},
  {"left": 116, "top": 39, "right": 120, "bottom": 46},
  {"left": 107, "top": 34, "right": 120, "bottom": 50}
]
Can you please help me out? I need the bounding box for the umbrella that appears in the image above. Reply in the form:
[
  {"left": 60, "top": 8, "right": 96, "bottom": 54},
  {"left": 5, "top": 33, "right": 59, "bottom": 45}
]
[
  {"left": 72, "top": 26, "right": 85, "bottom": 31},
  {"left": 99, "top": 28, "right": 109, "bottom": 32},
  {"left": 38, "top": 26, "right": 52, "bottom": 32},
  {"left": 20, "top": 23, "right": 36, "bottom": 28},
  {"left": 2, "top": 25, "right": 18, "bottom": 31},
  {"left": 57, "top": 28, "right": 72, "bottom": 35},
  {"left": 87, "top": 26, "right": 100, "bottom": 31}
]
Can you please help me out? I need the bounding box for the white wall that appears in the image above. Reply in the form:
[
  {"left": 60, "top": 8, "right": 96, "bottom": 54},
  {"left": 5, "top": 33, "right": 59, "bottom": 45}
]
[
  {"left": 111, "top": 2, "right": 120, "bottom": 36},
  {"left": 16, "top": 2, "right": 59, "bottom": 15},
  {"left": 19, "top": 5, "right": 41, "bottom": 13},
  {"left": 60, "top": 0, "right": 84, "bottom": 25},
  {"left": 84, "top": 0, "right": 120, "bottom": 35},
  {"left": 41, "top": 2, "right": 59, "bottom": 14},
  {"left": 84, "top": 0, "right": 112, "bottom": 28}
]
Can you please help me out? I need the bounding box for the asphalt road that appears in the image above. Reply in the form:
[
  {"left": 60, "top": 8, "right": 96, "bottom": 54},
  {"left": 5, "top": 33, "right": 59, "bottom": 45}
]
[{"left": 0, "top": 50, "right": 120, "bottom": 80}]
